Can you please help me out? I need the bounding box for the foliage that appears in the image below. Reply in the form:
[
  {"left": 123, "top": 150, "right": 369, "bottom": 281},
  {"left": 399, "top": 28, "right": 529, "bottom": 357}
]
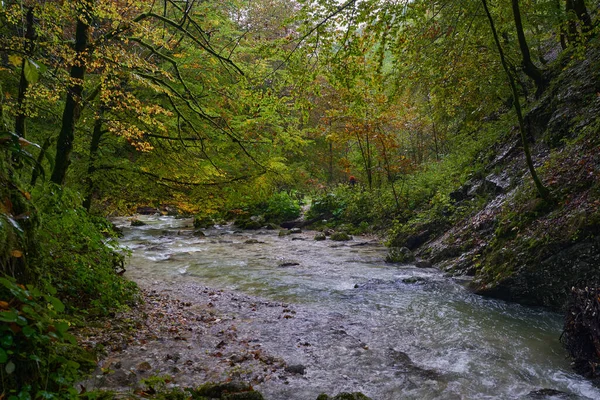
[
  {"left": 0, "top": 276, "right": 94, "bottom": 399},
  {"left": 31, "top": 185, "right": 137, "bottom": 315},
  {"left": 264, "top": 191, "right": 301, "bottom": 223}
]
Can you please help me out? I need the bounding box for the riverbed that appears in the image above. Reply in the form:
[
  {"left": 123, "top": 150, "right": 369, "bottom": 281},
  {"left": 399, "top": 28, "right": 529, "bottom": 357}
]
[{"left": 98, "top": 215, "right": 600, "bottom": 399}]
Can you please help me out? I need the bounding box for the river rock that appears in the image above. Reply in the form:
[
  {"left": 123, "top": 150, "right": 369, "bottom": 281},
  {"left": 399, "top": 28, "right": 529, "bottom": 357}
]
[
  {"left": 136, "top": 361, "right": 152, "bottom": 372},
  {"left": 386, "top": 247, "right": 415, "bottom": 263},
  {"left": 415, "top": 260, "right": 433, "bottom": 268},
  {"left": 317, "top": 393, "right": 372, "bottom": 400},
  {"left": 330, "top": 232, "right": 352, "bottom": 241},
  {"left": 278, "top": 229, "right": 291, "bottom": 236},
  {"left": 402, "top": 277, "right": 426, "bottom": 284},
  {"left": 314, "top": 233, "right": 327, "bottom": 241},
  {"left": 192, "top": 382, "right": 258, "bottom": 398},
  {"left": 526, "top": 388, "right": 573, "bottom": 399},
  {"left": 285, "top": 364, "right": 306, "bottom": 375},
  {"left": 244, "top": 239, "right": 263, "bottom": 244},
  {"left": 278, "top": 261, "right": 300, "bottom": 267},
  {"left": 193, "top": 230, "right": 206, "bottom": 237},
  {"left": 193, "top": 215, "right": 214, "bottom": 229},
  {"left": 131, "top": 219, "right": 146, "bottom": 227},
  {"left": 290, "top": 227, "right": 302, "bottom": 234}
]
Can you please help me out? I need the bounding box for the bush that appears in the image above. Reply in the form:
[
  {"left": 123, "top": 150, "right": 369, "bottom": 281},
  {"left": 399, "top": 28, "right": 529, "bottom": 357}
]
[
  {"left": 31, "top": 185, "right": 137, "bottom": 316},
  {"left": 0, "top": 277, "right": 93, "bottom": 399},
  {"left": 264, "top": 191, "right": 301, "bottom": 223}
]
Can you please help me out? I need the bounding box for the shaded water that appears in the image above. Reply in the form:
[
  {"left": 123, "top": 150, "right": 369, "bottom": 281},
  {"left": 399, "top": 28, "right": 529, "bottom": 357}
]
[{"left": 114, "top": 215, "right": 599, "bottom": 399}]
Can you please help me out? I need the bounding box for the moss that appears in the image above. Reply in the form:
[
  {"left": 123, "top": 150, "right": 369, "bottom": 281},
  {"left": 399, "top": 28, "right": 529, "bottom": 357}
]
[{"left": 330, "top": 232, "right": 352, "bottom": 241}]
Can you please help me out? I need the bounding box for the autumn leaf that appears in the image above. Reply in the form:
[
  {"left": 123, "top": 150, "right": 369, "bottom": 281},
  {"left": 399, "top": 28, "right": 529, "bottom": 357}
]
[{"left": 10, "top": 250, "right": 23, "bottom": 258}]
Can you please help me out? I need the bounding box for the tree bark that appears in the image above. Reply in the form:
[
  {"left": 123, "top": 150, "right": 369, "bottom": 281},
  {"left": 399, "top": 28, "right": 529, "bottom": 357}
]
[
  {"left": 83, "top": 109, "right": 105, "bottom": 211},
  {"left": 51, "top": 8, "right": 90, "bottom": 185},
  {"left": 481, "top": 0, "right": 551, "bottom": 201},
  {"left": 511, "top": 0, "right": 546, "bottom": 96}
]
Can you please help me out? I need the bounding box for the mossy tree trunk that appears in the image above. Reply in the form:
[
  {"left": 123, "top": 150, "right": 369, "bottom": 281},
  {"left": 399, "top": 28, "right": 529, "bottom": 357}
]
[{"left": 51, "top": 5, "right": 90, "bottom": 185}]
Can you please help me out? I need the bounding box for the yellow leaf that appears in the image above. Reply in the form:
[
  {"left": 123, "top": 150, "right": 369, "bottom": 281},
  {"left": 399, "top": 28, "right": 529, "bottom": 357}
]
[
  {"left": 9, "top": 55, "right": 22, "bottom": 67},
  {"left": 10, "top": 250, "right": 23, "bottom": 258}
]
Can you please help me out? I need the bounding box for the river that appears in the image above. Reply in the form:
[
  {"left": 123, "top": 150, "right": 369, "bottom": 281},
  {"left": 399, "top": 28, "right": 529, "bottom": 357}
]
[{"left": 111, "top": 215, "right": 600, "bottom": 400}]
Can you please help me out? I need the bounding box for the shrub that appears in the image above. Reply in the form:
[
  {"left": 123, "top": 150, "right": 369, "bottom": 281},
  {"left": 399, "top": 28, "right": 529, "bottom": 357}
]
[
  {"left": 31, "top": 185, "right": 137, "bottom": 316},
  {"left": 264, "top": 191, "right": 301, "bottom": 223},
  {"left": 0, "top": 277, "right": 93, "bottom": 399}
]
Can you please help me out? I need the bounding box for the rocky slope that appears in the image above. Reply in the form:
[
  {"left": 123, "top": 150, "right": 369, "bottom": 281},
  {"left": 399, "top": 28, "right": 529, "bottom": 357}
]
[{"left": 391, "top": 38, "right": 600, "bottom": 312}]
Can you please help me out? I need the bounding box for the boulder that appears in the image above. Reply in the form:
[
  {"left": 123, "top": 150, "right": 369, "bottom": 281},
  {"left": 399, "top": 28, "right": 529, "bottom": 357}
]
[
  {"left": 314, "top": 233, "right": 327, "bottom": 241},
  {"left": 415, "top": 260, "right": 433, "bottom": 269},
  {"left": 386, "top": 247, "right": 415, "bottom": 263},
  {"left": 330, "top": 232, "right": 352, "bottom": 241},
  {"left": 130, "top": 219, "right": 146, "bottom": 227}
]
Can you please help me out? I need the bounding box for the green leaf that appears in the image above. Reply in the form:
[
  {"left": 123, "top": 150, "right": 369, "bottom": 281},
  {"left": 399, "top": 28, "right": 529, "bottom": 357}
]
[
  {"left": 0, "top": 333, "right": 13, "bottom": 347},
  {"left": 0, "top": 347, "right": 7, "bottom": 363},
  {"left": 0, "top": 311, "right": 18, "bottom": 323},
  {"left": 45, "top": 295, "right": 65, "bottom": 313},
  {"left": 55, "top": 321, "right": 69, "bottom": 335},
  {"left": 5, "top": 360, "right": 15, "bottom": 374},
  {"left": 23, "top": 59, "right": 40, "bottom": 84},
  {"left": 16, "top": 315, "right": 28, "bottom": 326},
  {"left": 22, "top": 325, "right": 35, "bottom": 338}
]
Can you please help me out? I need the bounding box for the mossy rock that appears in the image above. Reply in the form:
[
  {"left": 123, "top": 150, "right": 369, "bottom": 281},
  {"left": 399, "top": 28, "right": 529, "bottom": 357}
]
[
  {"left": 191, "top": 382, "right": 261, "bottom": 399},
  {"left": 222, "top": 392, "right": 264, "bottom": 400},
  {"left": 314, "top": 233, "right": 327, "bottom": 241},
  {"left": 194, "top": 215, "right": 215, "bottom": 229},
  {"left": 330, "top": 232, "right": 352, "bottom": 241},
  {"left": 235, "top": 216, "right": 264, "bottom": 230},
  {"left": 386, "top": 247, "right": 415, "bottom": 263},
  {"left": 131, "top": 219, "right": 146, "bottom": 226},
  {"left": 279, "top": 229, "right": 291, "bottom": 237}
]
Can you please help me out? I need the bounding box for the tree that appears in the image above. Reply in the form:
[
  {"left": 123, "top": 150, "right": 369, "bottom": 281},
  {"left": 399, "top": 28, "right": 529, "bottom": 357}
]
[{"left": 481, "top": 0, "right": 551, "bottom": 201}]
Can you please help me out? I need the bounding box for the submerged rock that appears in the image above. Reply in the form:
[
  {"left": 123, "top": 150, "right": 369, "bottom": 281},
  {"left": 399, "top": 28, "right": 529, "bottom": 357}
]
[
  {"left": 316, "top": 393, "right": 372, "bottom": 400},
  {"left": 526, "top": 388, "right": 573, "bottom": 399}
]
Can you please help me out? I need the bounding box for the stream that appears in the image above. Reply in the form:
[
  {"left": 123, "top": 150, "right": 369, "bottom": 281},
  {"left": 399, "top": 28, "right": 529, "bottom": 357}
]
[{"left": 110, "top": 215, "right": 600, "bottom": 400}]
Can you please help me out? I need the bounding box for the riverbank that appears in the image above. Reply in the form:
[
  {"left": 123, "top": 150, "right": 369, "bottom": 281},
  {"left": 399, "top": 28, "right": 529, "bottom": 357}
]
[{"left": 76, "top": 216, "right": 600, "bottom": 399}]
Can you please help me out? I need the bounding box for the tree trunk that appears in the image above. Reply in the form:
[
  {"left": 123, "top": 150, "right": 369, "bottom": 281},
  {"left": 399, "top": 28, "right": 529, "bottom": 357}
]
[
  {"left": 511, "top": 0, "right": 546, "bottom": 96},
  {"left": 51, "top": 8, "right": 90, "bottom": 185},
  {"left": 570, "top": 0, "right": 592, "bottom": 29},
  {"left": 481, "top": 0, "right": 551, "bottom": 201},
  {"left": 83, "top": 109, "right": 105, "bottom": 211},
  {"left": 565, "top": 0, "right": 592, "bottom": 43}
]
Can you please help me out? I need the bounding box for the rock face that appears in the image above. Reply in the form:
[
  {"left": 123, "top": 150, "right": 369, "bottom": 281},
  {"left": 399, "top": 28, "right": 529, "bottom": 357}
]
[{"left": 385, "top": 40, "right": 600, "bottom": 315}]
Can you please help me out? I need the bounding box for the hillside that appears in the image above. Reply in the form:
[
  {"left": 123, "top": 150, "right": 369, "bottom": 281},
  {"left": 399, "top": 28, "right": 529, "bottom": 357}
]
[{"left": 390, "top": 37, "right": 600, "bottom": 311}]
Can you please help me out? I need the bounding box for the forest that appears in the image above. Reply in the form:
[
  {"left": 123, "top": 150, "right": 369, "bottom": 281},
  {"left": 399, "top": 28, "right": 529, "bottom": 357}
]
[{"left": 1, "top": 0, "right": 600, "bottom": 399}]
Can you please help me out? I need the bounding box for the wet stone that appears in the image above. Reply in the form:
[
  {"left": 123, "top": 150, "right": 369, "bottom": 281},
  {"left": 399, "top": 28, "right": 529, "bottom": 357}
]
[
  {"left": 136, "top": 361, "right": 152, "bottom": 372},
  {"left": 285, "top": 364, "right": 306, "bottom": 375}
]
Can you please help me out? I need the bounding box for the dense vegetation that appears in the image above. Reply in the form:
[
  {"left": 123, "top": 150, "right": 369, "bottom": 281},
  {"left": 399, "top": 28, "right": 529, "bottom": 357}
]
[{"left": 2, "top": 0, "right": 600, "bottom": 397}]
